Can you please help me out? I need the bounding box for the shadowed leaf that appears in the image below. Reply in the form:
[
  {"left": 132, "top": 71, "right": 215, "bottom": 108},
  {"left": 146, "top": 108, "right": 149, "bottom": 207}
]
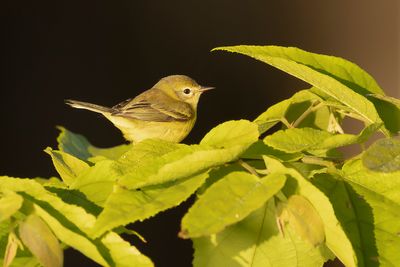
[{"left": 362, "top": 138, "right": 400, "bottom": 172}]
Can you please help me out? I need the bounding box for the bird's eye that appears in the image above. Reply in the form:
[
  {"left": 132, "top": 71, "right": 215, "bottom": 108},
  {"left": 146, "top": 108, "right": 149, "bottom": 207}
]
[{"left": 183, "top": 88, "right": 192, "bottom": 95}]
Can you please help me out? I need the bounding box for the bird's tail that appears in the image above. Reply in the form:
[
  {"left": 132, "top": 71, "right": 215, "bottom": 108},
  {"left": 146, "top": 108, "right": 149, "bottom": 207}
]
[{"left": 65, "top": 99, "right": 112, "bottom": 114}]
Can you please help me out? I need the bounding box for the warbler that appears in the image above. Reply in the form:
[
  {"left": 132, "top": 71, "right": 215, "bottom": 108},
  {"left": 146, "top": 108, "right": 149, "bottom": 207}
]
[{"left": 65, "top": 75, "right": 214, "bottom": 143}]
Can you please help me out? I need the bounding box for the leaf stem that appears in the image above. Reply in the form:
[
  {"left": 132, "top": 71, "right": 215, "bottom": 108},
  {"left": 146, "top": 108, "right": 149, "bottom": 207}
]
[
  {"left": 292, "top": 101, "right": 324, "bottom": 128},
  {"left": 238, "top": 159, "right": 260, "bottom": 177},
  {"left": 275, "top": 191, "right": 287, "bottom": 202},
  {"left": 281, "top": 118, "right": 292, "bottom": 128}
]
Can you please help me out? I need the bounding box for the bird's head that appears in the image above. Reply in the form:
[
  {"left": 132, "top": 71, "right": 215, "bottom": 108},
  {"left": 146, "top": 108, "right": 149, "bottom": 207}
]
[{"left": 154, "top": 75, "right": 214, "bottom": 108}]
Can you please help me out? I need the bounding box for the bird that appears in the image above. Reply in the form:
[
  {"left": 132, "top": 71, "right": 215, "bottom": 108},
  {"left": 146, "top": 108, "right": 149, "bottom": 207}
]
[{"left": 65, "top": 75, "right": 214, "bottom": 143}]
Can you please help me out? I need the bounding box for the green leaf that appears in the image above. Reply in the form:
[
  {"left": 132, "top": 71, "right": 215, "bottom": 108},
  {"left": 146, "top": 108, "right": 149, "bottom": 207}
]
[
  {"left": 278, "top": 195, "right": 325, "bottom": 246},
  {"left": 264, "top": 124, "right": 380, "bottom": 153},
  {"left": 367, "top": 94, "right": 400, "bottom": 133},
  {"left": 369, "top": 94, "right": 400, "bottom": 107},
  {"left": 254, "top": 98, "right": 291, "bottom": 133},
  {"left": 91, "top": 172, "right": 209, "bottom": 238},
  {"left": 117, "top": 120, "right": 259, "bottom": 189},
  {"left": 196, "top": 163, "right": 244, "bottom": 196},
  {"left": 193, "top": 200, "right": 329, "bottom": 267},
  {"left": 200, "top": 120, "right": 259, "bottom": 148},
  {"left": 343, "top": 158, "right": 400, "bottom": 207},
  {"left": 18, "top": 214, "right": 63, "bottom": 267},
  {"left": 345, "top": 185, "right": 400, "bottom": 266},
  {"left": 0, "top": 220, "right": 12, "bottom": 251},
  {"left": 44, "top": 147, "right": 90, "bottom": 185},
  {"left": 214, "top": 46, "right": 383, "bottom": 129},
  {"left": 374, "top": 101, "right": 400, "bottom": 135},
  {"left": 35, "top": 200, "right": 153, "bottom": 267},
  {"left": 180, "top": 172, "right": 286, "bottom": 238},
  {"left": 241, "top": 141, "right": 302, "bottom": 162},
  {"left": 112, "top": 138, "right": 185, "bottom": 196},
  {"left": 56, "top": 126, "right": 131, "bottom": 162},
  {"left": 362, "top": 138, "right": 400, "bottom": 172},
  {"left": 101, "top": 232, "right": 153, "bottom": 267},
  {"left": 339, "top": 159, "right": 400, "bottom": 266},
  {"left": 264, "top": 128, "right": 332, "bottom": 153},
  {"left": 117, "top": 145, "right": 224, "bottom": 189},
  {"left": 263, "top": 156, "right": 357, "bottom": 267},
  {"left": 44, "top": 187, "right": 102, "bottom": 216},
  {"left": 0, "top": 177, "right": 107, "bottom": 265},
  {"left": 312, "top": 172, "right": 373, "bottom": 267},
  {"left": 0, "top": 190, "right": 23, "bottom": 222},
  {"left": 113, "top": 138, "right": 183, "bottom": 177},
  {"left": 56, "top": 126, "right": 92, "bottom": 160},
  {"left": 0, "top": 176, "right": 151, "bottom": 266},
  {"left": 214, "top": 45, "right": 384, "bottom": 94},
  {"left": 68, "top": 139, "right": 183, "bottom": 206},
  {"left": 88, "top": 144, "right": 132, "bottom": 162},
  {"left": 317, "top": 123, "right": 381, "bottom": 149},
  {"left": 69, "top": 160, "right": 117, "bottom": 206},
  {"left": 35, "top": 177, "right": 66, "bottom": 188}
]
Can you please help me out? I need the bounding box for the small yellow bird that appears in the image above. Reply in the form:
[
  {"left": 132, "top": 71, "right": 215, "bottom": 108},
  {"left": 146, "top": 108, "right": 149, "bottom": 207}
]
[{"left": 66, "top": 75, "right": 214, "bottom": 143}]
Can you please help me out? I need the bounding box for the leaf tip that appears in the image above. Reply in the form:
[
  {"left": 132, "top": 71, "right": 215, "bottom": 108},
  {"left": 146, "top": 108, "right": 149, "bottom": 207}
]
[
  {"left": 210, "top": 47, "right": 226, "bottom": 52},
  {"left": 56, "top": 125, "right": 66, "bottom": 132},
  {"left": 210, "top": 46, "right": 237, "bottom": 53},
  {"left": 43, "top": 147, "right": 53, "bottom": 155}
]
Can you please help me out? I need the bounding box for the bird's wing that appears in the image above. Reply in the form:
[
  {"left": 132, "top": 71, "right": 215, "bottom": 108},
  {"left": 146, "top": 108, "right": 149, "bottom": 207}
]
[{"left": 111, "top": 89, "right": 194, "bottom": 122}]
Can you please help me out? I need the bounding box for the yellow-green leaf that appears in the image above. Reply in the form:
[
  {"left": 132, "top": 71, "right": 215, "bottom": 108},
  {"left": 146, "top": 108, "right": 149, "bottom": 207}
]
[
  {"left": 44, "top": 147, "right": 90, "bottom": 185},
  {"left": 56, "top": 126, "right": 131, "bottom": 162},
  {"left": 193, "top": 200, "right": 329, "bottom": 267},
  {"left": 180, "top": 172, "right": 286, "bottom": 238},
  {"left": 0, "top": 191, "right": 23, "bottom": 222},
  {"left": 117, "top": 120, "right": 259, "bottom": 190},
  {"left": 214, "top": 46, "right": 383, "bottom": 130},
  {"left": 18, "top": 214, "right": 63, "bottom": 267},
  {"left": 91, "top": 172, "right": 209, "bottom": 238},
  {"left": 362, "top": 138, "right": 400, "bottom": 172},
  {"left": 263, "top": 156, "right": 357, "bottom": 267},
  {"left": 278, "top": 195, "right": 325, "bottom": 246}
]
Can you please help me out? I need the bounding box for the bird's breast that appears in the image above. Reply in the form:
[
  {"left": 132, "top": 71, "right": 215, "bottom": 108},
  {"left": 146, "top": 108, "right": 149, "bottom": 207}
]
[{"left": 107, "top": 115, "right": 196, "bottom": 143}]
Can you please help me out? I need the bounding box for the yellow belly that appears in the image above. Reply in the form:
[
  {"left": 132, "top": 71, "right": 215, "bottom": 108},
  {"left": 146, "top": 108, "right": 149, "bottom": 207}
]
[{"left": 105, "top": 115, "right": 196, "bottom": 143}]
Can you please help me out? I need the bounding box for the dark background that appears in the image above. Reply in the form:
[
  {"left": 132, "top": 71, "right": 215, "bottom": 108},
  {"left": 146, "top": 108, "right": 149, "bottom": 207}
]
[{"left": 1, "top": 1, "right": 399, "bottom": 266}]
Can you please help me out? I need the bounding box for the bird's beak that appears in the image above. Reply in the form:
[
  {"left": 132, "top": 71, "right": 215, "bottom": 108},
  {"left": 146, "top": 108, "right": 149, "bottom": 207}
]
[{"left": 199, "top": 86, "right": 215, "bottom": 93}]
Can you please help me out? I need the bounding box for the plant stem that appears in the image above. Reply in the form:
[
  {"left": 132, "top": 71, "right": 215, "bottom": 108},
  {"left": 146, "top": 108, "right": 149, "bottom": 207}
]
[
  {"left": 292, "top": 101, "right": 324, "bottom": 128},
  {"left": 281, "top": 118, "right": 292, "bottom": 128},
  {"left": 238, "top": 159, "right": 260, "bottom": 177},
  {"left": 275, "top": 191, "right": 287, "bottom": 202}
]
